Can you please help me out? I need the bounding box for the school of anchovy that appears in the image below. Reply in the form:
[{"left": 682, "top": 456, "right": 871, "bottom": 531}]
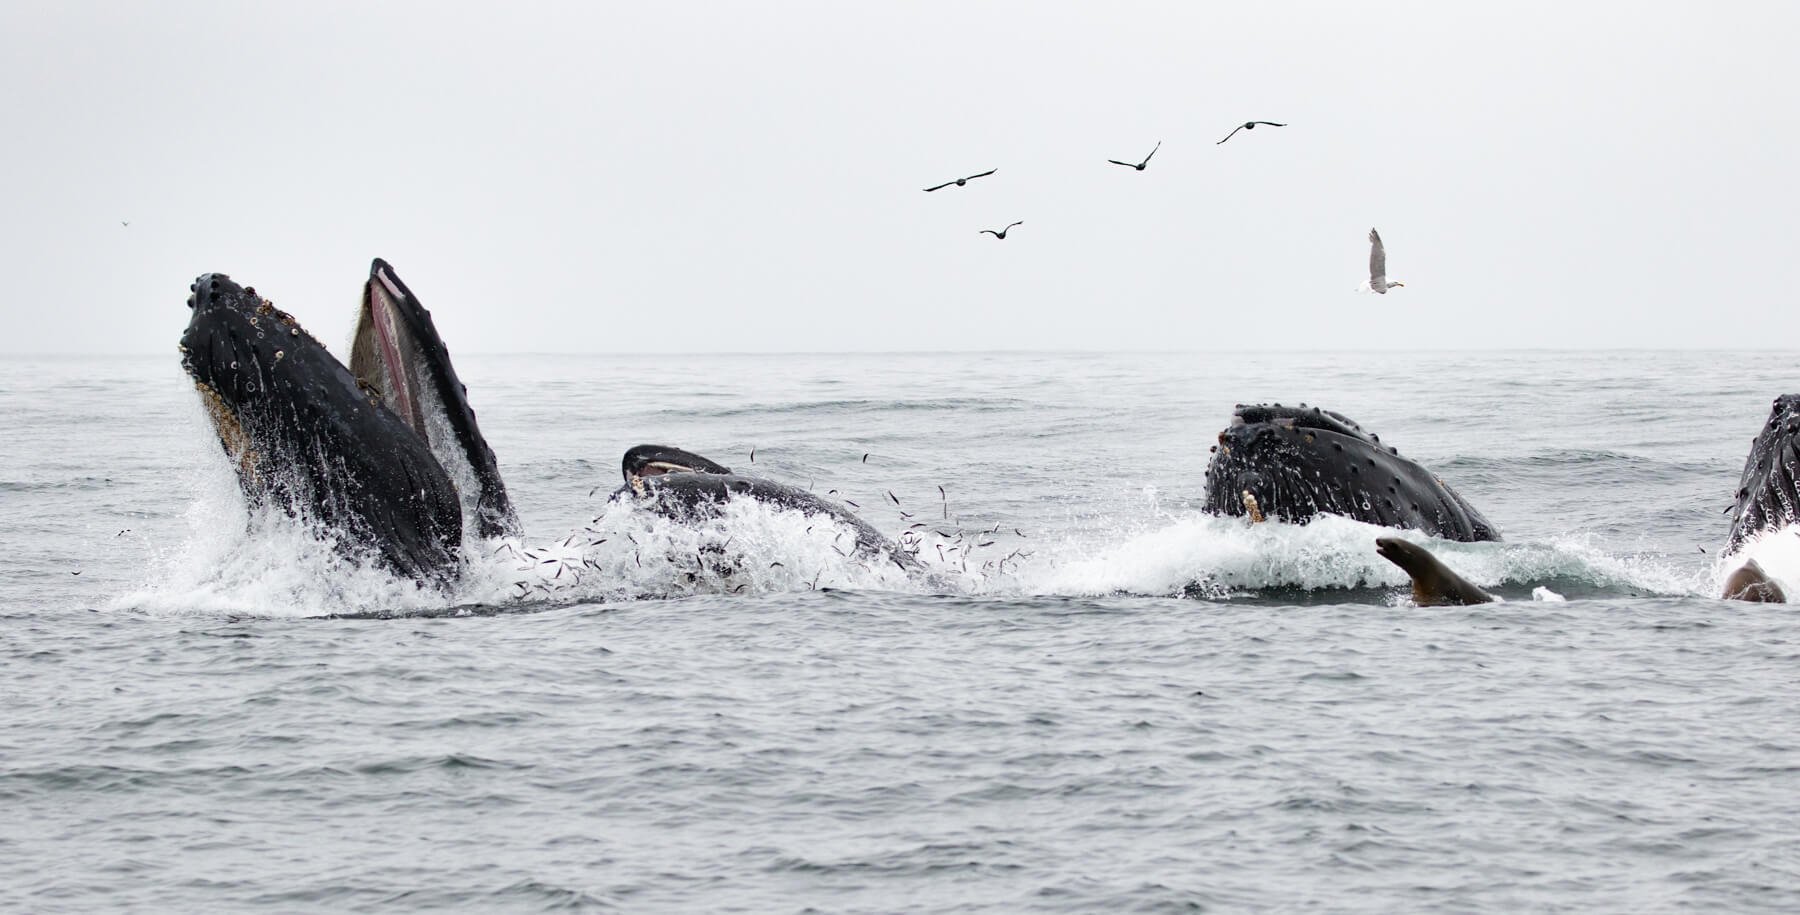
[
  {"left": 919, "top": 120, "right": 1401, "bottom": 293},
  {"left": 493, "top": 466, "right": 1037, "bottom": 599}
]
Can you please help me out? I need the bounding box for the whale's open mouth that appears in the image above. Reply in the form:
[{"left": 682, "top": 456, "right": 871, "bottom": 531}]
[
  {"left": 351, "top": 262, "right": 431, "bottom": 441},
  {"left": 349, "top": 259, "right": 519, "bottom": 539},
  {"left": 621, "top": 445, "right": 733, "bottom": 495},
  {"left": 623, "top": 445, "right": 733, "bottom": 480}
]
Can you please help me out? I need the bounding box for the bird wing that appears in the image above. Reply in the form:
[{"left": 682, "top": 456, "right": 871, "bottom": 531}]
[
  {"left": 923, "top": 180, "right": 954, "bottom": 192},
  {"left": 979, "top": 229, "right": 999, "bottom": 237},
  {"left": 965, "top": 169, "right": 997, "bottom": 181},
  {"left": 1253, "top": 121, "right": 1287, "bottom": 127},
  {"left": 1216, "top": 124, "right": 1244, "bottom": 145},
  {"left": 1006, "top": 221, "right": 1023, "bottom": 230},
  {"left": 1107, "top": 159, "right": 1134, "bottom": 167},
  {"left": 1141, "top": 141, "right": 1161, "bottom": 165},
  {"left": 1369, "top": 228, "right": 1387, "bottom": 284}
]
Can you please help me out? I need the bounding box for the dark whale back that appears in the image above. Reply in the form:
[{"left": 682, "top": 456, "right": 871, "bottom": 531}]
[
  {"left": 1204, "top": 403, "right": 1499, "bottom": 542},
  {"left": 182, "top": 273, "right": 463, "bottom": 580},
  {"left": 1727, "top": 394, "right": 1800, "bottom": 554}
]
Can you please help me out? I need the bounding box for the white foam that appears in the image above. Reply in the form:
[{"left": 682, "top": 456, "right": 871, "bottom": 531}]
[
  {"left": 1029, "top": 512, "right": 1711, "bottom": 600},
  {"left": 1717, "top": 525, "right": 1800, "bottom": 601},
  {"left": 117, "top": 410, "right": 1719, "bottom": 616}
]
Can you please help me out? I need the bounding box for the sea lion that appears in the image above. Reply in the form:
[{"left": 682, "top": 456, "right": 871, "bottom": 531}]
[{"left": 1374, "top": 536, "right": 1495, "bottom": 607}]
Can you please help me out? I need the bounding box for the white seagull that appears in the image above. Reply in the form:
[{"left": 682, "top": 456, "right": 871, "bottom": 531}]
[{"left": 1367, "top": 228, "right": 1405, "bottom": 294}]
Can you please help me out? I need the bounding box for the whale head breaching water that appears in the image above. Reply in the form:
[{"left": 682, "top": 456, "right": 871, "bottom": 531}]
[
  {"left": 1718, "top": 394, "right": 1800, "bottom": 602},
  {"left": 179, "top": 261, "right": 518, "bottom": 581},
  {"left": 180, "top": 272, "right": 464, "bottom": 580},
  {"left": 1203, "top": 403, "right": 1500, "bottom": 542},
  {"left": 621, "top": 444, "right": 734, "bottom": 491}
]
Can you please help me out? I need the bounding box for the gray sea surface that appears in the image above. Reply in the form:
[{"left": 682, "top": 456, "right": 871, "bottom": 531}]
[{"left": 4, "top": 351, "right": 1800, "bottom": 911}]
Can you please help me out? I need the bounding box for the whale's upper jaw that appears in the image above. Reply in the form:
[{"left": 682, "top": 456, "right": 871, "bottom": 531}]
[
  {"left": 180, "top": 272, "right": 344, "bottom": 461},
  {"left": 1228, "top": 402, "right": 1367, "bottom": 439},
  {"left": 179, "top": 271, "right": 465, "bottom": 580},
  {"left": 349, "top": 258, "right": 519, "bottom": 540},
  {"left": 1203, "top": 402, "right": 1501, "bottom": 543},
  {"left": 1727, "top": 394, "right": 1800, "bottom": 553}
]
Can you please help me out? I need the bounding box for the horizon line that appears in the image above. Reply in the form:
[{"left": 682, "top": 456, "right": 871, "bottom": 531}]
[{"left": 5, "top": 346, "right": 1797, "bottom": 359}]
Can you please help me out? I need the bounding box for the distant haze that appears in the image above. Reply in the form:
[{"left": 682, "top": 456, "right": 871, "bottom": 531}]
[{"left": 3, "top": 1, "right": 1797, "bottom": 354}]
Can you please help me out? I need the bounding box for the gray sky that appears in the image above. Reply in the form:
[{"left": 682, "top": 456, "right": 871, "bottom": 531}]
[{"left": 4, "top": 1, "right": 1797, "bottom": 354}]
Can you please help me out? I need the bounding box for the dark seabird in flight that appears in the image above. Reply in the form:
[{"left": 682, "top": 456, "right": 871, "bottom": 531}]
[
  {"left": 979, "top": 221, "right": 1023, "bottom": 240},
  {"left": 1107, "top": 141, "right": 1161, "bottom": 171},
  {"left": 923, "top": 169, "right": 997, "bottom": 192},
  {"left": 1216, "top": 121, "right": 1287, "bottom": 144}
]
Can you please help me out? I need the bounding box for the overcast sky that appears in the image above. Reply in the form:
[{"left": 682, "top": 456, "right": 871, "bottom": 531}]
[{"left": 3, "top": 1, "right": 1797, "bottom": 354}]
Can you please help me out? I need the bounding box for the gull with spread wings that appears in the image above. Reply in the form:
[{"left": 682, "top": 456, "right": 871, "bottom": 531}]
[
  {"left": 1367, "top": 228, "right": 1405, "bottom": 294},
  {"left": 1107, "top": 141, "right": 1160, "bottom": 171},
  {"left": 1216, "top": 121, "right": 1286, "bottom": 144},
  {"left": 923, "top": 169, "right": 997, "bottom": 192}
]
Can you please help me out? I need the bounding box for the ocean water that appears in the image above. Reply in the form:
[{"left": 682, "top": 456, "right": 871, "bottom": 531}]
[{"left": 5, "top": 350, "right": 1800, "bottom": 911}]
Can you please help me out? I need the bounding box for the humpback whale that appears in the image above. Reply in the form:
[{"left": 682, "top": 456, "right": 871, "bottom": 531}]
[
  {"left": 1204, "top": 403, "right": 1500, "bottom": 542},
  {"left": 616, "top": 445, "right": 924, "bottom": 572},
  {"left": 180, "top": 261, "right": 517, "bottom": 581},
  {"left": 181, "top": 271, "right": 466, "bottom": 579},
  {"left": 1718, "top": 394, "right": 1800, "bottom": 602}
]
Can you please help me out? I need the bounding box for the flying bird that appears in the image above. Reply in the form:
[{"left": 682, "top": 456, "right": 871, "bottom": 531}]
[
  {"left": 923, "top": 169, "right": 997, "bottom": 192},
  {"left": 1216, "top": 121, "right": 1287, "bottom": 144},
  {"left": 979, "top": 221, "right": 1023, "bottom": 240},
  {"left": 120, "top": 221, "right": 130, "bottom": 227},
  {"left": 1107, "top": 141, "right": 1161, "bottom": 171},
  {"left": 1367, "top": 228, "right": 1405, "bottom": 294}
]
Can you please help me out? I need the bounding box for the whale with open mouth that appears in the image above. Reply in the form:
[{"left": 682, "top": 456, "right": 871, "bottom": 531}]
[
  {"left": 1203, "top": 403, "right": 1500, "bottom": 543},
  {"left": 180, "top": 260, "right": 518, "bottom": 581},
  {"left": 180, "top": 269, "right": 473, "bottom": 580}
]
